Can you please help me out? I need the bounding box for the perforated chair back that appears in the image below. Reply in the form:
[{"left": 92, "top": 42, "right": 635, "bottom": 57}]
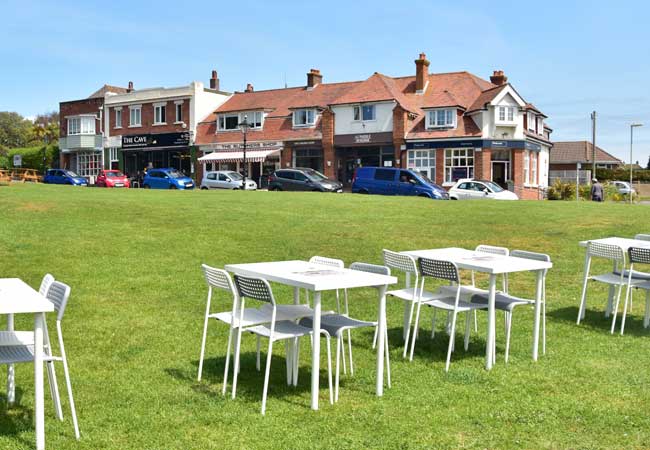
[
  {"left": 635, "top": 234, "right": 650, "bottom": 242},
  {"left": 629, "top": 247, "right": 650, "bottom": 265},
  {"left": 476, "top": 245, "right": 509, "bottom": 256},
  {"left": 309, "top": 256, "right": 344, "bottom": 268},
  {"left": 202, "top": 264, "right": 236, "bottom": 294},
  {"left": 39, "top": 273, "right": 55, "bottom": 296},
  {"left": 511, "top": 250, "right": 551, "bottom": 274},
  {"left": 382, "top": 250, "right": 418, "bottom": 275},
  {"left": 46, "top": 280, "right": 71, "bottom": 322},
  {"left": 233, "top": 275, "right": 275, "bottom": 305},
  {"left": 587, "top": 242, "right": 625, "bottom": 264},
  {"left": 418, "top": 258, "right": 459, "bottom": 283},
  {"left": 350, "top": 262, "right": 391, "bottom": 276}
]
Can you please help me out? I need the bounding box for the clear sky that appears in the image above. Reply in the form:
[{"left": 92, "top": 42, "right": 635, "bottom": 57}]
[{"left": 1, "top": 0, "right": 648, "bottom": 163}]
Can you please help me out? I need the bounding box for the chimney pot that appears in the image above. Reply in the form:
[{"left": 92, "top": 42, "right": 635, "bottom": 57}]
[
  {"left": 245, "top": 83, "right": 254, "bottom": 93},
  {"left": 127, "top": 81, "right": 134, "bottom": 92},
  {"left": 490, "top": 70, "right": 508, "bottom": 85},
  {"left": 210, "top": 70, "right": 220, "bottom": 90},
  {"left": 307, "top": 68, "right": 323, "bottom": 88},
  {"left": 414, "top": 53, "right": 430, "bottom": 93}
]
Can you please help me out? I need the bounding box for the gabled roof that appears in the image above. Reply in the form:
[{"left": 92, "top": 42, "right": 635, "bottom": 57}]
[
  {"left": 88, "top": 84, "right": 128, "bottom": 98},
  {"left": 329, "top": 72, "right": 417, "bottom": 114},
  {"left": 551, "top": 141, "right": 623, "bottom": 164},
  {"left": 466, "top": 84, "right": 508, "bottom": 113}
]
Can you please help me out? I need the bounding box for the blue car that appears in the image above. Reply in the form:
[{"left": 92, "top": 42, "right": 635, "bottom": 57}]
[
  {"left": 43, "top": 169, "right": 88, "bottom": 186},
  {"left": 142, "top": 168, "right": 194, "bottom": 190},
  {"left": 352, "top": 167, "right": 448, "bottom": 199}
]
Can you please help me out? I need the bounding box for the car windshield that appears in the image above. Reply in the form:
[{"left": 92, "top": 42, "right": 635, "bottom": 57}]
[
  {"left": 106, "top": 172, "right": 124, "bottom": 178},
  {"left": 64, "top": 171, "right": 80, "bottom": 177},
  {"left": 304, "top": 169, "right": 328, "bottom": 181},
  {"left": 226, "top": 172, "right": 243, "bottom": 181},
  {"left": 167, "top": 170, "right": 185, "bottom": 179},
  {"left": 480, "top": 180, "right": 504, "bottom": 192}
]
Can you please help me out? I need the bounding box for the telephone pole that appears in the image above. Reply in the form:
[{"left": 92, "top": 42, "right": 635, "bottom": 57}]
[{"left": 590, "top": 111, "right": 597, "bottom": 180}]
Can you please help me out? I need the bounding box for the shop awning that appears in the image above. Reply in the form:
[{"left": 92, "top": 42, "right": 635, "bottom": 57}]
[{"left": 198, "top": 148, "right": 281, "bottom": 164}]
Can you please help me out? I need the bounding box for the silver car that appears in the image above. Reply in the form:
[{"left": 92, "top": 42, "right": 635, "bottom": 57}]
[{"left": 200, "top": 171, "right": 257, "bottom": 190}]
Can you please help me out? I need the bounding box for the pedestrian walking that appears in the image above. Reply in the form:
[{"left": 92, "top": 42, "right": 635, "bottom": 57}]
[{"left": 591, "top": 178, "right": 604, "bottom": 202}]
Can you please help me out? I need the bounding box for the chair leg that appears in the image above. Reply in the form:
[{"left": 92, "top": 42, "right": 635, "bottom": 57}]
[
  {"left": 474, "top": 310, "right": 478, "bottom": 333},
  {"left": 335, "top": 337, "right": 341, "bottom": 402},
  {"left": 222, "top": 325, "right": 235, "bottom": 395},
  {"left": 261, "top": 338, "right": 274, "bottom": 415},
  {"left": 445, "top": 311, "right": 459, "bottom": 372},
  {"left": 256, "top": 336, "right": 261, "bottom": 371},
  {"left": 542, "top": 301, "right": 546, "bottom": 355},
  {"left": 293, "top": 338, "right": 300, "bottom": 387},
  {"left": 577, "top": 261, "right": 591, "bottom": 324},
  {"left": 372, "top": 326, "right": 378, "bottom": 349},
  {"left": 402, "top": 301, "right": 416, "bottom": 358},
  {"left": 621, "top": 283, "right": 633, "bottom": 336},
  {"left": 384, "top": 327, "right": 391, "bottom": 389},
  {"left": 505, "top": 311, "right": 513, "bottom": 363},
  {"left": 431, "top": 309, "right": 436, "bottom": 339},
  {"left": 464, "top": 311, "right": 471, "bottom": 351},
  {"left": 610, "top": 284, "right": 624, "bottom": 334},
  {"left": 231, "top": 323, "right": 244, "bottom": 399},
  {"left": 341, "top": 333, "right": 347, "bottom": 375},
  {"left": 284, "top": 341, "right": 292, "bottom": 386},
  {"left": 324, "top": 335, "right": 333, "bottom": 405},
  {"left": 347, "top": 330, "right": 354, "bottom": 376},
  {"left": 46, "top": 361, "right": 63, "bottom": 421},
  {"left": 197, "top": 315, "right": 210, "bottom": 382},
  {"left": 409, "top": 302, "right": 424, "bottom": 361},
  {"left": 58, "top": 331, "right": 80, "bottom": 440},
  {"left": 644, "top": 290, "right": 650, "bottom": 329}
]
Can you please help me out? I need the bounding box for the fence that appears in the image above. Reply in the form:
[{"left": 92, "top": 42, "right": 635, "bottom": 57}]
[{"left": 549, "top": 170, "right": 592, "bottom": 185}]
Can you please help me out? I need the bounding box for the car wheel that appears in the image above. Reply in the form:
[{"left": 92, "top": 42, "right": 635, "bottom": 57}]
[
  {"left": 418, "top": 194, "right": 430, "bottom": 198},
  {"left": 271, "top": 186, "right": 281, "bottom": 191},
  {"left": 359, "top": 189, "right": 369, "bottom": 194},
  {"left": 450, "top": 197, "right": 458, "bottom": 200},
  {"left": 200, "top": 186, "right": 208, "bottom": 190},
  {"left": 170, "top": 185, "right": 177, "bottom": 190}
]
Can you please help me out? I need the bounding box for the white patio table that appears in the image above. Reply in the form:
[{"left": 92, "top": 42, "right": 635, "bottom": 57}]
[
  {"left": 401, "top": 248, "right": 552, "bottom": 370},
  {"left": 0, "top": 278, "right": 54, "bottom": 450},
  {"left": 224, "top": 260, "right": 397, "bottom": 410}
]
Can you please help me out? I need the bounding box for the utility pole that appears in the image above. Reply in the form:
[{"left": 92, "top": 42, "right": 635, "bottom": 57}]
[{"left": 591, "top": 111, "right": 597, "bottom": 181}]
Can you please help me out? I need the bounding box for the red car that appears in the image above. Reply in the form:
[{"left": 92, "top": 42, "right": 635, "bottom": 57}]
[{"left": 96, "top": 170, "right": 130, "bottom": 188}]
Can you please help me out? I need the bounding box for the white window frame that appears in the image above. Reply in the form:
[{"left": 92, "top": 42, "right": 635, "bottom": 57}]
[
  {"left": 407, "top": 149, "right": 436, "bottom": 180},
  {"left": 174, "top": 101, "right": 183, "bottom": 124},
  {"left": 293, "top": 109, "right": 316, "bottom": 127},
  {"left": 426, "top": 108, "right": 456, "bottom": 129},
  {"left": 115, "top": 108, "right": 122, "bottom": 129},
  {"left": 527, "top": 112, "right": 535, "bottom": 132},
  {"left": 67, "top": 116, "right": 95, "bottom": 135},
  {"left": 68, "top": 117, "right": 80, "bottom": 135},
  {"left": 217, "top": 111, "right": 263, "bottom": 131},
  {"left": 531, "top": 151, "right": 537, "bottom": 185},
  {"left": 496, "top": 106, "right": 515, "bottom": 123},
  {"left": 353, "top": 104, "right": 376, "bottom": 122},
  {"left": 129, "top": 105, "right": 142, "bottom": 127},
  {"left": 109, "top": 147, "right": 119, "bottom": 162},
  {"left": 444, "top": 148, "right": 474, "bottom": 184},
  {"left": 154, "top": 103, "right": 166, "bottom": 125},
  {"left": 537, "top": 117, "right": 543, "bottom": 135},
  {"left": 524, "top": 150, "right": 530, "bottom": 184}
]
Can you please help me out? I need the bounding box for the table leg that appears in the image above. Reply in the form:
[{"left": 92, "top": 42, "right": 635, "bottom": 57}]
[
  {"left": 7, "top": 313, "right": 14, "bottom": 404},
  {"left": 403, "top": 273, "right": 411, "bottom": 340},
  {"left": 532, "top": 270, "right": 543, "bottom": 361},
  {"left": 311, "top": 291, "right": 321, "bottom": 410},
  {"left": 486, "top": 274, "right": 497, "bottom": 370},
  {"left": 376, "top": 285, "right": 387, "bottom": 396},
  {"left": 35, "top": 312, "right": 45, "bottom": 450}
]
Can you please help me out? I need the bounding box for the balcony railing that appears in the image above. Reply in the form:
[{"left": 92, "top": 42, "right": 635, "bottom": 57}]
[{"left": 59, "top": 135, "right": 103, "bottom": 151}]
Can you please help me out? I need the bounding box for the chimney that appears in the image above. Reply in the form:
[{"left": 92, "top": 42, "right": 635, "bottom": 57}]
[
  {"left": 490, "top": 70, "right": 508, "bottom": 86},
  {"left": 245, "top": 83, "right": 254, "bottom": 93},
  {"left": 307, "top": 69, "right": 323, "bottom": 88},
  {"left": 415, "top": 53, "right": 430, "bottom": 93},
  {"left": 209, "top": 70, "right": 220, "bottom": 90},
  {"left": 127, "top": 81, "right": 134, "bottom": 93}
]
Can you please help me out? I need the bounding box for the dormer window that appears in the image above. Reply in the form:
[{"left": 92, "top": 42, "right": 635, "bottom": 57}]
[
  {"left": 527, "top": 112, "right": 536, "bottom": 132},
  {"left": 293, "top": 109, "right": 316, "bottom": 127},
  {"left": 217, "top": 111, "right": 263, "bottom": 131},
  {"left": 497, "top": 106, "right": 515, "bottom": 122},
  {"left": 426, "top": 108, "right": 456, "bottom": 129},
  {"left": 536, "top": 117, "right": 543, "bottom": 135}
]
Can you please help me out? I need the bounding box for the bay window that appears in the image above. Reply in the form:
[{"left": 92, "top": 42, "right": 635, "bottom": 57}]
[
  {"left": 67, "top": 116, "right": 95, "bottom": 135},
  {"left": 531, "top": 152, "right": 538, "bottom": 185},
  {"left": 293, "top": 109, "right": 316, "bottom": 127},
  {"left": 444, "top": 148, "right": 474, "bottom": 183},
  {"left": 426, "top": 108, "right": 455, "bottom": 128},
  {"left": 524, "top": 150, "right": 530, "bottom": 184},
  {"left": 407, "top": 149, "right": 436, "bottom": 179}
]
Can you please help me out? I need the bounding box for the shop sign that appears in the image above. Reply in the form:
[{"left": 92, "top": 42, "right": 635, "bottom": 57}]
[
  {"left": 13, "top": 154, "right": 22, "bottom": 167},
  {"left": 354, "top": 134, "right": 371, "bottom": 144},
  {"left": 122, "top": 132, "right": 190, "bottom": 149},
  {"left": 214, "top": 141, "right": 283, "bottom": 151}
]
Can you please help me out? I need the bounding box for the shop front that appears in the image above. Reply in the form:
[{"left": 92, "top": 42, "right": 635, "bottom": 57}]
[
  {"left": 289, "top": 140, "right": 324, "bottom": 173},
  {"left": 120, "top": 132, "right": 192, "bottom": 178},
  {"left": 334, "top": 132, "right": 395, "bottom": 184}
]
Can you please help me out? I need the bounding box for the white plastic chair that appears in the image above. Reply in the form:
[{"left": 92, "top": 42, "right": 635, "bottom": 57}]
[
  {"left": 577, "top": 242, "right": 643, "bottom": 333},
  {"left": 469, "top": 250, "right": 551, "bottom": 362},
  {"left": 382, "top": 249, "right": 439, "bottom": 358},
  {"left": 232, "top": 275, "right": 333, "bottom": 415},
  {"left": 635, "top": 234, "right": 650, "bottom": 241},
  {"left": 0, "top": 280, "right": 80, "bottom": 439},
  {"left": 415, "top": 258, "right": 488, "bottom": 371},
  {"left": 621, "top": 247, "right": 650, "bottom": 334},
  {"left": 299, "top": 262, "right": 391, "bottom": 402},
  {"left": 198, "top": 264, "right": 315, "bottom": 395}
]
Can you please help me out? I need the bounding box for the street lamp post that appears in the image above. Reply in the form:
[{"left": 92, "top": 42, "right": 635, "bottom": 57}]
[
  {"left": 238, "top": 115, "right": 250, "bottom": 188},
  {"left": 630, "top": 123, "right": 643, "bottom": 204}
]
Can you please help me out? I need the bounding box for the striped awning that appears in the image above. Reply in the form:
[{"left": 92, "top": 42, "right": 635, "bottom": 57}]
[{"left": 198, "top": 148, "right": 281, "bottom": 164}]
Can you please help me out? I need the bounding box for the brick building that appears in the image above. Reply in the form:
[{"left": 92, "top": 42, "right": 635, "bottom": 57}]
[
  {"left": 195, "top": 54, "right": 552, "bottom": 198},
  {"left": 550, "top": 141, "right": 623, "bottom": 171}
]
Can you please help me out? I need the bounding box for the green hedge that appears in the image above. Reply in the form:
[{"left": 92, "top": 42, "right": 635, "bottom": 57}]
[
  {"left": 2, "top": 145, "right": 59, "bottom": 172},
  {"left": 596, "top": 168, "right": 650, "bottom": 182}
]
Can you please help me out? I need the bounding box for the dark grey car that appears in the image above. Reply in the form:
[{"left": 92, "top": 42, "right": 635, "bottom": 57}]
[{"left": 268, "top": 168, "right": 343, "bottom": 192}]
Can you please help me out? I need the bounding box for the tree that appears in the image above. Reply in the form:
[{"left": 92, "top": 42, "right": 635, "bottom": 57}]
[
  {"left": 0, "top": 111, "right": 34, "bottom": 148},
  {"left": 646, "top": 155, "right": 650, "bottom": 170}
]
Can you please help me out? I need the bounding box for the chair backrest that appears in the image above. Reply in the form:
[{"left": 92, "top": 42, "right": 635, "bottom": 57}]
[
  {"left": 511, "top": 250, "right": 551, "bottom": 275},
  {"left": 629, "top": 247, "right": 650, "bottom": 265},
  {"left": 382, "top": 249, "right": 418, "bottom": 275},
  {"left": 635, "top": 234, "right": 650, "bottom": 242},
  {"left": 418, "top": 258, "right": 459, "bottom": 283},
  {"left": 201, "top": 264, "right": 236, "bottom": 294},
  {"left": 309, "top": 256, "right": 344, "bottom": 268},
  {"left": 476, "top": 245, "right": 509, "bottom": 256},
  {"left": 587, "top": 242, "right": 625, "bottom": 264},
  {"left": 46, "top": 280, "right": 71, "bottom": 322},
  {"left": 350, "top": 262, "right": 391, "bottom": 276},
  {"left": 39, "top": 273, "right": 55, "bottom": 296},
  {"left": 233, "top": 275, "right": 275, "bottom": 305}
]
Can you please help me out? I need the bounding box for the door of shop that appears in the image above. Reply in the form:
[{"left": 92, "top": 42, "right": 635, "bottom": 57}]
[{"left": 492, "top": 161, "right": 509, "bottom": 189}]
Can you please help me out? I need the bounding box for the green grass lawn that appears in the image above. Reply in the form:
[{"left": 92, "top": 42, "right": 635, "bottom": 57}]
[{"left": 1, "top": 184, "right": 650, "bottom": 449}]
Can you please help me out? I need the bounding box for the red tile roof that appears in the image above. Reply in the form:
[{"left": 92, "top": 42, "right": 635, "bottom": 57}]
[{"left": 551, "top": 141, "right": 623, "bottom": 164}]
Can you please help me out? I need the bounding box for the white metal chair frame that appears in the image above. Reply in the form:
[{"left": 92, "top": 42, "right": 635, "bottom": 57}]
[
  {"left": 232, "top": 275, "right": 333, "bottom": 415},
  {"left": 621, "top": 247, "right": 650, "bottom": 335},
  {"left": 0, "top": 280, "right": 80, "bottom": 439}
]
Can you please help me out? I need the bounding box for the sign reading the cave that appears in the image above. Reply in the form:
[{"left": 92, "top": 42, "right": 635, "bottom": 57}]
[{"left": 122, "top": 132, "right": 190, "bottom": 149}]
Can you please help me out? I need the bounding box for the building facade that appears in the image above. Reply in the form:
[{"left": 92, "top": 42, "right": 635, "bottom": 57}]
[
  {"left": 195, "top": 54, "right": 553, "bottom": 199},
  {"left": 550, "top": 141, "right": 623, "bottom": 171}
]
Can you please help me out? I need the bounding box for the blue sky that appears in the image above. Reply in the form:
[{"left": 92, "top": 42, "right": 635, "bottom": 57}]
[{"left": 1, "top": 0, "right": 649, "bottom": 163}]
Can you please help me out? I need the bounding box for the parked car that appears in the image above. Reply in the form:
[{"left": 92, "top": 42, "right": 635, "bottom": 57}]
[
  {"left": 268, "top": 168, "right": 343, "bottom": 192},
  {"left": 351, "top": 167, "right": 448, "bottom": 200},
  {"left": 43, "top": 169, "right": 88, "bottom": 186},
  {"left": 95, "top": 170, "right": 130, "bottom": 188},
  {"left": 142, "top": 168, "right": 194, "bottom": 190},
  {"left": 200, "top": 171, "right": 257, "bottom": 190},
  {"left": 610, "top": 180, "right": 635, "bottom": 196},
  {"left": 448, "top": 179, "right": 518, "bottom": 200}
]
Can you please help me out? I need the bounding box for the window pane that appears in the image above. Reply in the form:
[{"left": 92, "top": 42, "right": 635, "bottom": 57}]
[
  {"left": 362, "top": 105, "right": 375, "bottom": 121},
  {"left": 225, "top": 116, "right": 238, "bottom": 129},
  {"left": 353, "top": 106, "right": 360, "bottom": 121}
]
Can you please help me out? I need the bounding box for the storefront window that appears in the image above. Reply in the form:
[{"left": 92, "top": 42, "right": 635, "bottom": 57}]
[
  {"left": 75, "top": 151, "right": 102, "bottom": 178},
  {"left": 294, "top": 148, "right": 323, "bottom": 172},
  {"left": 407, "top": 149, "right": 436, "bottom": 179},
  {"left": 444, "top": 148, "right": 474, "bottom": 183}
]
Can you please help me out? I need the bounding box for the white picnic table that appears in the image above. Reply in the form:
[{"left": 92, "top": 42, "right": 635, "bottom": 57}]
[
  {"left": 401, "top": 248, "right": 552, "bottom": 369},
  {"left": 224, "top": 260, "right": 397, "bottom": 410},
  {"left": 0, "top": 278, "right": 54, "bottom": 450}
]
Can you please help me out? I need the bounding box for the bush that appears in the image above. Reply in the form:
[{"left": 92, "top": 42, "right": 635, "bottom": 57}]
[
  {"left": 6, "top": 145, "right": 59, "bottom": 172},
  {"left": 547, "top": 179, "right": 576, "bottom": 200},
  {"left": 596, "top": 168, "right": 650, "bottom": 183}
]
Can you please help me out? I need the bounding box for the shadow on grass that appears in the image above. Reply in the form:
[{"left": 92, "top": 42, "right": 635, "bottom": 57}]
[
  {"left": 549, "top": 305, "right": 650, "bottom": 337},
  {"left": 0, "top": 389, "right": 37, "bottom": 448}
]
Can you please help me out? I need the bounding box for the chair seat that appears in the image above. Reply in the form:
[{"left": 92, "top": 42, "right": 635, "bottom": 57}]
[
  {"left": 299, "top": 314, "right": 376, "bottom": 337},
  {"left": 0, "top": 345, "right": 61, "bottom": 365},
  {"left": 613, "top": 269, "right": 650, "bottom": 281},
  {"left": 386, "top": 287, "right": 440, "bottom": 302},
  {"left": 590, "top": 272, "right": 645, "bottom": 286},
  {"left": 244, "top": 320, "right": 314, "bottom": 341},
  {"left": 421, "top": 296, "right": 489, "bottom": 312},
  {"left": 439, "top": 285, "right": 501, "bottom": 298},
  {"left": 210, "top": 303, "right": 318, "bottom": 328},
  {"left": 0, "top": 331, "right": 36, "bottom": 346},
  {"left": 470, "top": 293, "right": 533, "bottom": 312}
]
